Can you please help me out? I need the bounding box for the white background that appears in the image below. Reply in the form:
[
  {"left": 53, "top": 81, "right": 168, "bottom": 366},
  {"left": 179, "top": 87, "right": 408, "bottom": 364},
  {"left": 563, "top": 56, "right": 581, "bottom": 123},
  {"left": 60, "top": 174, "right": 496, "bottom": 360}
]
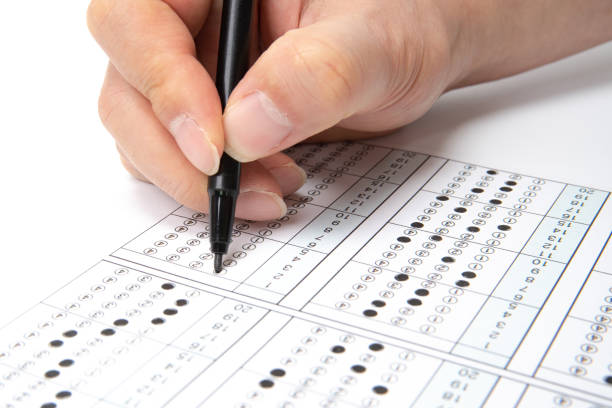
[{"left": 0, "top": 2, "right": 610, "bottom": 328}]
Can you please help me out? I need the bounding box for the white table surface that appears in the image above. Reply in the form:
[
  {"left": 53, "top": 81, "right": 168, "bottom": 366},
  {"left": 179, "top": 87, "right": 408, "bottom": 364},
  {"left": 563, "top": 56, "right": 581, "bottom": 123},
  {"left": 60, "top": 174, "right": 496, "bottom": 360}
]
[{"left": 0, "top": 2, "right": 611, "bottom": 328}]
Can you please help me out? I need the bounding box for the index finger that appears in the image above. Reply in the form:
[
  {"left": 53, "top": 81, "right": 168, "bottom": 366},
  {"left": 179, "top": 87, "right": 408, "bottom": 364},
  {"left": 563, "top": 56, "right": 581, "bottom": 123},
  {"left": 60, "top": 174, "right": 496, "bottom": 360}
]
[{"left": 87, "top": 0, "right": 223, "bottom": 175}]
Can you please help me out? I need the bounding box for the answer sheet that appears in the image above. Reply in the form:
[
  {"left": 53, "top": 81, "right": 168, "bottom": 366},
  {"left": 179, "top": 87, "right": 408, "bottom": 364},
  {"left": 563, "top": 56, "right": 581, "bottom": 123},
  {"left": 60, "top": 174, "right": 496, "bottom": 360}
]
[{"left": 1, "top": 141, "right": 611, "bottom": 408}]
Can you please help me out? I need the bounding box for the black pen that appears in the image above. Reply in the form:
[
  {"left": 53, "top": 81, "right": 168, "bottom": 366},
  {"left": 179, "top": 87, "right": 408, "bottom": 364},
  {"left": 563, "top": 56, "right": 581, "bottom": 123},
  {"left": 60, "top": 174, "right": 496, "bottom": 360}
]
[{"left": 208, "top": 0, "right": 253, "bottom": 273}]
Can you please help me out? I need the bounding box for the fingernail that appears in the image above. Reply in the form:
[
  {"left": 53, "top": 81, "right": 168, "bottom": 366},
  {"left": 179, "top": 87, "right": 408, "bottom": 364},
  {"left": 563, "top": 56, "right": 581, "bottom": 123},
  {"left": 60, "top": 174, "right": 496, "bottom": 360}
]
[
  {"left": 236, "top": 190, "right": 287, "bottom": 220},
  {"left": 169, "top": 114, "right": 220, "bottom": 175},
  {"left": 224, "top": 91, "right": 293, "bottom": 161},
  {"left": 268, "top": 164, "right": 307, "bottom": 196}
]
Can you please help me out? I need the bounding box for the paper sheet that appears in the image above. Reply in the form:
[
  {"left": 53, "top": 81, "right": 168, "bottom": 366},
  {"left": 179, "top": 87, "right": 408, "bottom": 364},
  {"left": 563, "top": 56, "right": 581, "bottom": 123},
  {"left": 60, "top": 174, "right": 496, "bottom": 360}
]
[{"left": 1, "top": 141, "right": 611, "bottom": 407}]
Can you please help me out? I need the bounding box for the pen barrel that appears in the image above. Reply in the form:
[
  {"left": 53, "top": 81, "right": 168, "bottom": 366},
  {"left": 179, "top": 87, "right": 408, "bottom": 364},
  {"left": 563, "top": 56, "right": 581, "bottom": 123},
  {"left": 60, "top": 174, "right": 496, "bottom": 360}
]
[
  {"left": 208, "top": 153, "right": 241, "bottom": 191},
  {"left": 208, "top": 0, "right": 252, "bottom": 261},
  {"left": 215, "top": 0, "right": 254, "bottom": 108},
  {"left": 208, "top": 153, "right": 241, "bottom": 255},
  {"left": 208, "top": 191, "right": 236, "bottom": 255}
]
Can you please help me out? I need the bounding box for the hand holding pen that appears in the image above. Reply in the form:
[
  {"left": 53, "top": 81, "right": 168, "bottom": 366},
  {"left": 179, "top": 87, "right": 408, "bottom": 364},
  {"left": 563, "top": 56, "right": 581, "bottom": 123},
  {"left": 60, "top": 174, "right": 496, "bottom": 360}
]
[{"left": 87, "top": 0, "right": 612, "bottom": 223}]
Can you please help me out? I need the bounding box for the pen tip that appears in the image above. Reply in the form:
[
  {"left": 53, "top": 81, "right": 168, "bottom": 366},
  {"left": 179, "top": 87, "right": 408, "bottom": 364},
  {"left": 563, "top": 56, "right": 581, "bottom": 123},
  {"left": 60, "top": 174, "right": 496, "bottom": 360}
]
[{"left": 214, "top": 253, "right": 223, "bottom": 273}]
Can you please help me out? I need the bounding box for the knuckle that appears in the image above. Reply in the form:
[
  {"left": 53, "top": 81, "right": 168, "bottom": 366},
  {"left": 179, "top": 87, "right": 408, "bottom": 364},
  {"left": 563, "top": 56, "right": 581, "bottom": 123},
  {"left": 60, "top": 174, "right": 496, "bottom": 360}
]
[
  {"left": 97, "top": 88, "right": 113, "bottom": 126},
  {"left": 362, "top": 8, "right": 427, "bottom": 105},
  {"left": 86, "top": 0, "right": 114, "bottom": 35},
  {"left": 140, "top": 54, "right": 167, "bottom": 100},
  {"left": 138, "top": 53, "right": 177, "bottom": 114},
  {"left": 97, "top": 82, "right": 129, "bottom": 129},
  {"left": 119, "top": 158, "right": 149, "bottom": 183},
  {"left": 117, "top": 151, "right": 135, "bottom": 173},
  {"left": 281, "top": 31, "right": 356, "bottom": 109},
  {"left": 160, "top": 175, "right": 206, "bottom": 210}
]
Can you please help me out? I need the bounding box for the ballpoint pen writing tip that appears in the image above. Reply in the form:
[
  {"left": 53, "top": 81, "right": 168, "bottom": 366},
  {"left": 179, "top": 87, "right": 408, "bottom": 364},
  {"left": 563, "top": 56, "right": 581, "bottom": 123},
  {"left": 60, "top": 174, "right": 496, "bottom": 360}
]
[{"left": 214, "top": 253, "right": 223, "bottom": 273}]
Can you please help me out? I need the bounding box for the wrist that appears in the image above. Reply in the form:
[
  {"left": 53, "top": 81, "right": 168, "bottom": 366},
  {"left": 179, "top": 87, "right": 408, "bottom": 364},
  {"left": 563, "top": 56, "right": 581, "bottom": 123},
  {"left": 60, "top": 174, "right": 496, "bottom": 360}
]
[{"left": 433, "top": 0, "right": 612, "bottom": 90}]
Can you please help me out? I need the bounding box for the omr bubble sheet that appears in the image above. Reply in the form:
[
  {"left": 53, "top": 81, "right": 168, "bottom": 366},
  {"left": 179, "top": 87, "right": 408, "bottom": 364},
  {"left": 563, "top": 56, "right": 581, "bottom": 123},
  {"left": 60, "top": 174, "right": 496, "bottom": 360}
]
[{"left": 1, "top": 142, "right": 611, "bottom": 408}]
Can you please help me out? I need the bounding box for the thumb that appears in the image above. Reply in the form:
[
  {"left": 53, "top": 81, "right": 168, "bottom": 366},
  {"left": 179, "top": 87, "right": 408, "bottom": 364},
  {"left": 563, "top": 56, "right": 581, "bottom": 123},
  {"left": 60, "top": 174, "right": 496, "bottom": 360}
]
[{"left": 222, "top": 18, "right": 395, "bottom": 162}]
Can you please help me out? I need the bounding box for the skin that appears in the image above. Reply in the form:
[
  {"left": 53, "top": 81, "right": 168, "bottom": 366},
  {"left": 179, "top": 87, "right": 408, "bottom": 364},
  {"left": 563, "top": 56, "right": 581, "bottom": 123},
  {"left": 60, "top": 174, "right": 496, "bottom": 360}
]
[{"left": 86, "top": 0, "right": 612, "bottom": 220}]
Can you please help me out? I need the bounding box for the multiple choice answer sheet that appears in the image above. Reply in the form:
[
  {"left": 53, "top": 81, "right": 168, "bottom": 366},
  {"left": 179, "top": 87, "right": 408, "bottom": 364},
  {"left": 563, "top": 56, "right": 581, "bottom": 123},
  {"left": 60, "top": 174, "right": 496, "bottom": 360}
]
[{"left": 1, "top": 141, "right": 611, "bottom": 407}]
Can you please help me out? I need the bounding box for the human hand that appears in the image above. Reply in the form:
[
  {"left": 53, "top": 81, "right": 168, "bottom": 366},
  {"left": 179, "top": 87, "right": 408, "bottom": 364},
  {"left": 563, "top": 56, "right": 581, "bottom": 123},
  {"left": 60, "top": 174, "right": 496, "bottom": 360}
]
[
  {"left": 86, "top": 0, "right": 463, "bottom": 220},
  {"left": 87, "top": 0, "right": 612, "bottom": 220}
]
